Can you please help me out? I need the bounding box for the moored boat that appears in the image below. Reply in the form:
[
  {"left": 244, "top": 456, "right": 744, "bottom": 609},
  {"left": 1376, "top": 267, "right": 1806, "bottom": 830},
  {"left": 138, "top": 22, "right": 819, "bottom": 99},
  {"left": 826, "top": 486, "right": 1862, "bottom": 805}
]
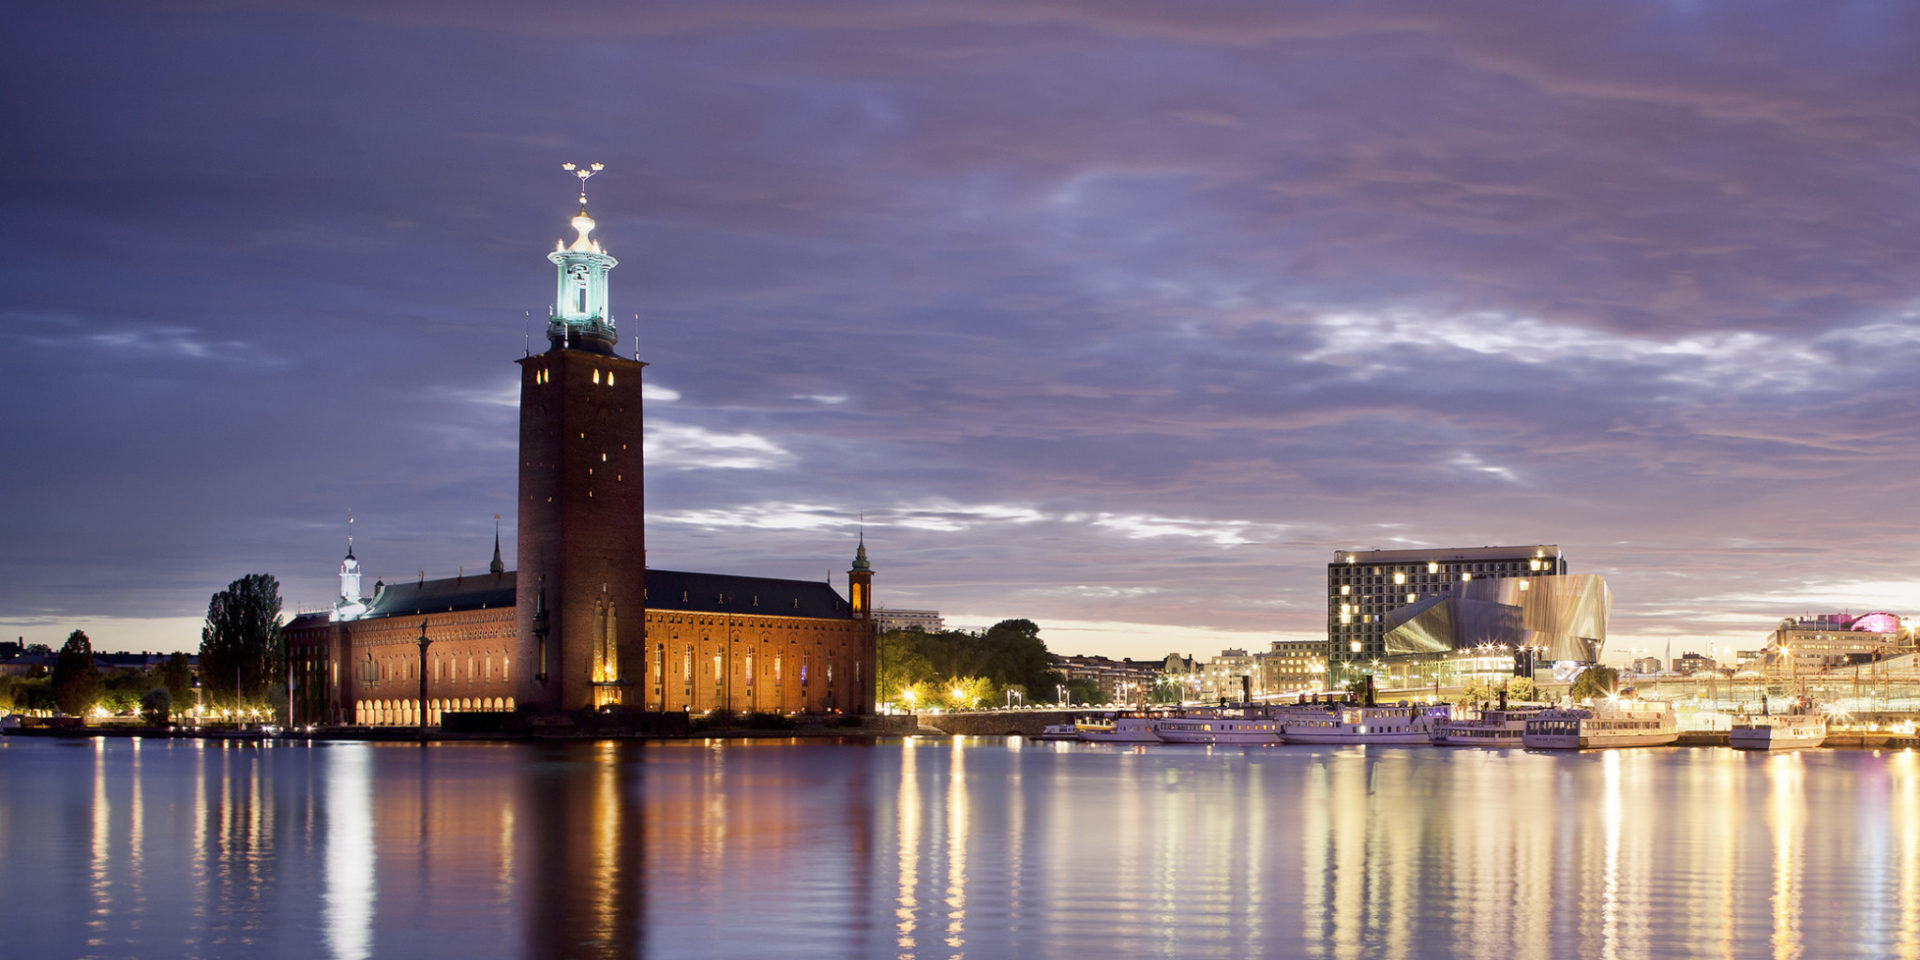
[
  {"left": 1034, "top": 723, "right": 1081, "bottom": 741},
  {"left": 1280, "top": 704, "right": 1440, "bottom": 745},
  {"left": 1433, "top": 705, "right": 1549, "bottom": 747},
  {"left": 1730, "top": 713, "right": 1826, "bottom": 751},
  {"left": 1151, "top": 715, "right": 1281, "bottom": 745},
  {"left": 1075, "top": 714, "right": 1161, "bottom": 743},
  {"left": 1522, "top": 699, "right": 1677, "bottom": 750}
]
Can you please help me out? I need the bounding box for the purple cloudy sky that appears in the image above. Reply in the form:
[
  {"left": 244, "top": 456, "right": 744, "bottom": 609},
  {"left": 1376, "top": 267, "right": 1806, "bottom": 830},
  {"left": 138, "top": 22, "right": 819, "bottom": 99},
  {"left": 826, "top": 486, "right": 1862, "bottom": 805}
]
[{"left": 4, "top": 1, "right": 1920, "bottom": 661}]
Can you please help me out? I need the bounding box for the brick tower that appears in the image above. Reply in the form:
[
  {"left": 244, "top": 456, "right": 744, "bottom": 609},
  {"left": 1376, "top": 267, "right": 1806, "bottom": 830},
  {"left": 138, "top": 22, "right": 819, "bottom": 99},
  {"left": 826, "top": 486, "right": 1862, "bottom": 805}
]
[{"left": 516, "top": 163, "right": 647, "bottom": 714}]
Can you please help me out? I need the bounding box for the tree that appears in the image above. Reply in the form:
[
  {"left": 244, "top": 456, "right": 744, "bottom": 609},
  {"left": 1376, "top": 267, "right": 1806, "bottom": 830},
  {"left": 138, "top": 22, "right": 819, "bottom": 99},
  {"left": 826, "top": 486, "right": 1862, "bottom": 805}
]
[
  {"left": 199, "top": 574, "right": 284, "bottom": 714},
  {"left": 1570, "top": 665, "right": 1619, "bottom": 702},
  {"left": 1509, "top": 676, "right": 1539, "bottom": 702},
  {"left": 141, "top": 688, "right": 172, "bottom": 725},
  {"left": 1455, "top": 678, "right": 1500, "bottom": 707},
  {"left": 157, "top": 652, "right": 194, "bottom": 706},
  {"left": 877, "top": 629, "right": 935, "bottom": 708},
  {"left": 941, "top": 675, "right": 997, "bottom": 711},
  {"left": 1064, "top": 677, "right": 1107, "bottom": 705},
  {"left": 52, "top": 630, "right": 102, "bottom": 717}
]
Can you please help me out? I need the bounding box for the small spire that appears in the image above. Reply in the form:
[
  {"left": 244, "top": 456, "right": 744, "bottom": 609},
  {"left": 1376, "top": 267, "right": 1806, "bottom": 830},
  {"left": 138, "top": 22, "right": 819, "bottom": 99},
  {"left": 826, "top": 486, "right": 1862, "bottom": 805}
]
[
  {"left": 560, "top": 161, "right": 606, "bottom": 252},
  {"left": 490, "top": 514, "right": 505, "bottom": 574},
  {"left": 345, "top": 511, "right": 355, "bottom": 560},
  {"left": 851, "top": 525, "right": 871, "bottom": 572}
]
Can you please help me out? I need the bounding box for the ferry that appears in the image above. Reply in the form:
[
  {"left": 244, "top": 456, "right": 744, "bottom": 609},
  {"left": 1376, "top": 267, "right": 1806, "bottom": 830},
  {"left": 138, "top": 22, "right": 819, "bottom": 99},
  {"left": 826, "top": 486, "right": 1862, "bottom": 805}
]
[
  {"left": 1280, "top": 704, "right": 1440, "bottom": 745},
  {"left": 1034, "top": 723, "right": 1081, "bottom": 741},
  {"left": 1521, "top": 699, "right": 1677, "bottom": 750},
  {"left": 1432, "top": 705, "right": 1550, "bottom": 747},
  {"left": 1151, "top": 715, "right": 1281, "bottom": 745},
  {"left": 1075, "top": 714, "right": 1161, "bottom": 743},
  {"left": 1729, "top": 713, "right": 1827, "bottom": 751}
]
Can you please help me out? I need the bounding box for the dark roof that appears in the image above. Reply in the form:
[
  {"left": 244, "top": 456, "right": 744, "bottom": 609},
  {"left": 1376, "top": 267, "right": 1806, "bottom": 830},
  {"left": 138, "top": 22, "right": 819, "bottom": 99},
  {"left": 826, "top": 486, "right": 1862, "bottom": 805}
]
[
  {"left": 362, "top": 571, "right": 518, "bottom": 620},
  {"left": 290, "top": 567, "right": 852, "bottom": 625},
  {"left": 644, "top": 569, "right": 853, "bottom": 620}
]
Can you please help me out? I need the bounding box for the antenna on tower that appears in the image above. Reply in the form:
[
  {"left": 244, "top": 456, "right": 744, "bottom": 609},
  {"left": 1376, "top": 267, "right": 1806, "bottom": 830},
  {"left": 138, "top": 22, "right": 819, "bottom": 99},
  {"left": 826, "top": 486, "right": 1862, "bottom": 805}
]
[{"left": 561, "top": 161, "right": 606, "bottom": 208}]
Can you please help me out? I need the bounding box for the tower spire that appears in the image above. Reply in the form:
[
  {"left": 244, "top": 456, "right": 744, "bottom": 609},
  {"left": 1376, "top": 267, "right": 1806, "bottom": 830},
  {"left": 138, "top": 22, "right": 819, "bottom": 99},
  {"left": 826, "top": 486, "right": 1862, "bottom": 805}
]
[{"left": 490, "top": 514, "right": 505, "bottom": 575}]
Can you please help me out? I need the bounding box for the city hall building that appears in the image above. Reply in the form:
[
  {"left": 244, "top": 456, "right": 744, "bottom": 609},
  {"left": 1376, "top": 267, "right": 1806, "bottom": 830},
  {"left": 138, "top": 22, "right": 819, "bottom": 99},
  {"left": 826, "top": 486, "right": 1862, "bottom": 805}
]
[{"left": 284, "top": 180, "right": 876, "bottom": 726}]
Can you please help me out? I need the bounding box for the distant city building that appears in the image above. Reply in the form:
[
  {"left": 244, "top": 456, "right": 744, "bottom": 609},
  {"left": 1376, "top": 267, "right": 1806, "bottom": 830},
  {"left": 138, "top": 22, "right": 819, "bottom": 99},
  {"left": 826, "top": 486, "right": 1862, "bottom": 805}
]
[
  {"left": 1257, "top": 639, "right": 1328, "bottom": 695},
  {"left": 1766, "top": 613, "right": 1913, "bottom": 677},
  {"left": 1052, "top": 654, "right": 1163, "bottom": 704},
  {"left": 1673, "top": 652, "right": 1717, "bottom": 675},
  {"left": 874, "top": 608, "right": 945, "bottom": 634},
  {"left": 1329, "top": 545, "right": 1568, "bottom": 679},
  {"left": 1630, "top": 656, "right": 1662, "bottom": 675}
]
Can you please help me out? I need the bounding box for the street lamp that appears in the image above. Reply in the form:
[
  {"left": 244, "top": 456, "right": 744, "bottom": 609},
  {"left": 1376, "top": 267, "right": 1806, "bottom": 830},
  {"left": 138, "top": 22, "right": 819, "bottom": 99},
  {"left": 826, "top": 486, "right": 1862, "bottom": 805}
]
[{"left": 417, "top": 620, "right": 432, "bottom": 737}]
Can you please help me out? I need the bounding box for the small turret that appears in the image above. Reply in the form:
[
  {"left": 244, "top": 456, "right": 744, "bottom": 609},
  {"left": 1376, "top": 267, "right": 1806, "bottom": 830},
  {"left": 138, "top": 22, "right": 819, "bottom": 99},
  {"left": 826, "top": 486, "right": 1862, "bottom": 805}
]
[{"left": 847, "top": 531, "right": 873, "bottom": 620}]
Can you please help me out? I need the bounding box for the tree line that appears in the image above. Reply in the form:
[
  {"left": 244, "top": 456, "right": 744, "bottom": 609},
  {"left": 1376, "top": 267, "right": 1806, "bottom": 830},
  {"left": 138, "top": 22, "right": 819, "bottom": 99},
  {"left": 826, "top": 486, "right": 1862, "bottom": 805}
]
[
  {"left": 3, "top": 573, "right": 284, "bottom": 723},
  {"left": 876, "top": 618, "right": 1108, "bottom": 711}
]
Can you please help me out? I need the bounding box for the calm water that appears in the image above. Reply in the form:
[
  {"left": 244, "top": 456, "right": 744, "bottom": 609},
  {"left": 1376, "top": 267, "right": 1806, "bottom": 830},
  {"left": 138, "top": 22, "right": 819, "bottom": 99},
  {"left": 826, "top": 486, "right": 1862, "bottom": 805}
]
[{"left": 4, "top": 736, "right": 1920, "bottom": 960}]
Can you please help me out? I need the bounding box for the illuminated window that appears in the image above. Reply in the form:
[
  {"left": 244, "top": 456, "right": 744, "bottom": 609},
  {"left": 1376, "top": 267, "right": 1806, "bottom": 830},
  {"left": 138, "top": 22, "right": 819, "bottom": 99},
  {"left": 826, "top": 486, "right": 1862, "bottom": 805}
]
[
  {"left": 1393, "top": 572, "right": 1405, "bottom": 585},
  {"left": 593, "top": 369, "right": 600, "bottom": 384},
  {"left": 608, "top": 371, "right": 615, "bottom": 386}
]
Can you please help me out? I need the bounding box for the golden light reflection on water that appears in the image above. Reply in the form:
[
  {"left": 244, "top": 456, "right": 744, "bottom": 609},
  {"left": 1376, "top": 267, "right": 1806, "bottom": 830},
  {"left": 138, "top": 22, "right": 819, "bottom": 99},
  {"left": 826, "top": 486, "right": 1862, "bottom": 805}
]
[
  {"left": 1768, "top": 753, "right": 1805, "bottom": 960},
  {"left": 896, "top": 739, "right": 922, "bottom": 955},
  {"left": 1896, "top": 751, "right": 1920, "bottom": 960},
  {"left": 943, "top": 736, "right": 968, "bottom": 956},
  {"left": 26, "top": 739, "right": 1920, "bottom": 959}
]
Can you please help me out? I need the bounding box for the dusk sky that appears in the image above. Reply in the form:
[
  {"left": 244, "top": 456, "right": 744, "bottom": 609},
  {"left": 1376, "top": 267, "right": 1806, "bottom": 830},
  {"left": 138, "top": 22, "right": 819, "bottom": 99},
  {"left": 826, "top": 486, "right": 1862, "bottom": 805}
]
[{"left": 5, "top": 1, "right": 1920, "bottom": 662}]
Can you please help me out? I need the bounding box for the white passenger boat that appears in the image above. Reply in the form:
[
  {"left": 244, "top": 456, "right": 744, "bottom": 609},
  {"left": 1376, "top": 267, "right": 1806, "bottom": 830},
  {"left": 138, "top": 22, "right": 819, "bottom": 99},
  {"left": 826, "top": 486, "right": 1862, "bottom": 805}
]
[
  {"left": 1280, "top": 704, "right": 1439, "bottom": 745},
  {"left": 1729, "top": 713, "right": 1827, "bottom": 751},
  {"left": 1432, "top": 705, "right": 1549, "bottom": 747},
  {"left": 1151, "top": 715, "right": 1281, "bottom": 745},
  {"left": 1075, "top": 715, "right": 1161, "bottom": 743},
  {"left": 1521, "top": 700, "right": 1678, "bottom": 750},
  {"left": 1034, "top": 723, "right": 1081, "bottom": 741}
]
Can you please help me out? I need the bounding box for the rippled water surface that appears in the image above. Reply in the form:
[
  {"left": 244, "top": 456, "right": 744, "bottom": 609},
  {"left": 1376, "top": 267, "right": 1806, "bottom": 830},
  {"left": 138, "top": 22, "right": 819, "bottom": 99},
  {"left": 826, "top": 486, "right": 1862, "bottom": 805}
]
[{"left": 5, "top": 736, "right": 1920, "bottom": 959}]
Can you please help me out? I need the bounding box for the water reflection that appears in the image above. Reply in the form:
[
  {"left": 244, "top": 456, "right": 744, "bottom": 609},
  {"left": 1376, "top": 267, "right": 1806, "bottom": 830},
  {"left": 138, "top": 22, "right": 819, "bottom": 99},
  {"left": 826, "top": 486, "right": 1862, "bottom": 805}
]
[
  {"left": 11, "top": 739, "right": 1920, "bottom": 958},
  {"left": 326, "top": 744, "right": 375, "bottom": 960}
]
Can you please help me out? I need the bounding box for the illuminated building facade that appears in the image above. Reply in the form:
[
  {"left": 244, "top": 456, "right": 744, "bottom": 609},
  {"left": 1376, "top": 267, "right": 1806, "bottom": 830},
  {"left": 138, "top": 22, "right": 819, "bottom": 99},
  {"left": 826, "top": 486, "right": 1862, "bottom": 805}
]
[
  {"left": 1257, "top": 639, "right": 1327, "bottom": 696},
  {"left": 284, "top": 174, "right": 875, "bottom": 725},
  {"left": 1370, "top": 573, "right": 1610, "bottom": 690},
  {"left": 1328, "top": 545, "right": 1567, "bottom": 679},
  {"left": 1765, "top": 613, "right": 1913, "bottom": 678}
]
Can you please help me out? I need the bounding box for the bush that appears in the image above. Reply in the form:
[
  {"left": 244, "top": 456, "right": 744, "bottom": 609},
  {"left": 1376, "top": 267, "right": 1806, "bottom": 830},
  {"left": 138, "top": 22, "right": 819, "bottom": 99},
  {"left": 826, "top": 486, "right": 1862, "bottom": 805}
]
[
  {"left": 744, "top": 712, "right": 795, "bottom": 730},
  {"left": 705, "top": 708, "right": 737, "bottom": 729}
]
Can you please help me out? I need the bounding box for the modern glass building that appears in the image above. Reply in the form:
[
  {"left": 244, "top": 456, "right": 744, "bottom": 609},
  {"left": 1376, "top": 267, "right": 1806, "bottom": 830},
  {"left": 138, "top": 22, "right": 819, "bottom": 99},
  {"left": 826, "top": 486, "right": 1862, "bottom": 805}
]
[
  {"left": 1374, "top": 573, "right": 1611, "bottom": 690},
  {"left": 1326, "top": 545, "right": 1568, "bottom": 682}
]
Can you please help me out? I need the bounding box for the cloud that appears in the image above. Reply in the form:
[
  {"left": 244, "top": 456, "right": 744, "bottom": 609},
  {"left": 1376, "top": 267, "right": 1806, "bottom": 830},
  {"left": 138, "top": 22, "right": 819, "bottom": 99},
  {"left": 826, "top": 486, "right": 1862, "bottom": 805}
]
[{"left": 647, "top": 423, "right": 794, "bottom": 470}]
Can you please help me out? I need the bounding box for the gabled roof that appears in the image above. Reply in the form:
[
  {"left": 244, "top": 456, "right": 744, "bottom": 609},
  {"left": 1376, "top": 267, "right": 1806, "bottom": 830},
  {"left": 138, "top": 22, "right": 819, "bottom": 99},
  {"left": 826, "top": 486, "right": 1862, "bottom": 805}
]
[
  {"left": 362, "top": 571, "right": 518, "bottom": 620},
  {"left": 644, "top": 569, "right": 853, "bottom": 620},
  {"left": 290, "top": 567, "right": 851, "bottom": 625}
]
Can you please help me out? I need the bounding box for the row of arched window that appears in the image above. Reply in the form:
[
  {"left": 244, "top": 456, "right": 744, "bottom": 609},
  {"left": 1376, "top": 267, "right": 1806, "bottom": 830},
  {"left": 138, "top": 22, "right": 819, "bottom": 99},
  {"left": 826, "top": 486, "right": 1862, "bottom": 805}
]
[{"left": 355, "top": 697, "right": 514, "bottom": 726}]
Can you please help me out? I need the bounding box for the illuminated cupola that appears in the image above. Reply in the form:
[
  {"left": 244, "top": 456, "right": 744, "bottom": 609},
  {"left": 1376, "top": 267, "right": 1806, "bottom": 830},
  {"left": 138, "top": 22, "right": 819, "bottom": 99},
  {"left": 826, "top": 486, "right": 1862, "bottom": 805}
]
[
  {"left": 331, "top": 526, "right": 369, "bottom": 621},
  {"left": 546, "top": 161, "right": 620, "bottom": 354}
]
